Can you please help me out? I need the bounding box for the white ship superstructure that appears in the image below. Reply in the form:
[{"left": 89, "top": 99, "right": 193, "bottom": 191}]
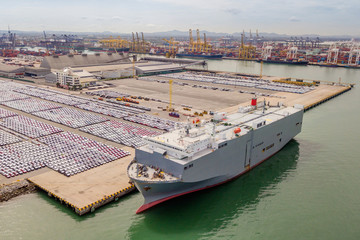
[{"left": 128, "top": 100, "right": 304, "bottom": 213}]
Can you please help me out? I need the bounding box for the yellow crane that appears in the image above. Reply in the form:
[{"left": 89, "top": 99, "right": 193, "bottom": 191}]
[
  {"left": 196, "top": 29, "right": 201, "bottom": 52},
  {"left": 99, "top": 36, "right": 131, "bottom": 49},
  {"left": 141, "top": 32, "right": 145, "bottom": 53},
  {"left": 163, "top": 37, "right": 178, "bottom": 58},
  {"left": 189, "top": 29, "right": 195, "bottom": 52},
  {"left": 136, "top": 32, "right": 140, "bottom": 53},
  {"left": 203, "top": 33, "right": 212, "bottom": 53},
  {"left": 187, "top": 29, "right": 212, "bottom": 54},
  {"left": 238, "top": 30, "right": 256, "bottom": 60},
  {"left": 131, "top": 32, "right": 135, "bottom": 52}
]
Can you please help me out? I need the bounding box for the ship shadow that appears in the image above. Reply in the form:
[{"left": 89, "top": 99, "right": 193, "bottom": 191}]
[{"left": 127, "top": 139, "right": 300, "bottom": 238}]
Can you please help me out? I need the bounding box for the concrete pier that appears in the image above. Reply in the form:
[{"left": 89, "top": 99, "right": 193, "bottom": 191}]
[{"left": 28, "top": 147, "right": 136, "bottom": 215}]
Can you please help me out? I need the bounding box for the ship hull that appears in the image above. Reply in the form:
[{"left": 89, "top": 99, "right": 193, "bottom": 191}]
[
  {"left": 135, "top": 145, "right": 290, "bottom": 214},
  {"left": 257, "top": 59, "right": 309, "bottom": 65},
  {"left": 129, "top": 107, "right": 303, "bottom": 213},
  {"left": 176, "top": 53, "right": 223, "bottom": 59},
  {"left": 133, "top": 144, "right": 289, "bottom": 213},
  {"left": 87, "top": 47, "right": 130, "bottom": 52}
]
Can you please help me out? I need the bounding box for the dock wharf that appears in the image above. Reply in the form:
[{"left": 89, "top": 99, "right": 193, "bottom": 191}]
[
  {"left": 28, "top": 148, "right": 136, "bottom": 216},
  {"left": 304, "top": 86, "right": 352, "bottom": 111}
]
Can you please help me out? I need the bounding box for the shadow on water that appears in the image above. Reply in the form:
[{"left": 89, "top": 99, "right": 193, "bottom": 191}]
[{"left": 127, "top": 140, "right": 300, "bottom": 239}]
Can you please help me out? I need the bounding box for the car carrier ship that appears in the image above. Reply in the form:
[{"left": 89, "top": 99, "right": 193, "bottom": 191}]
[{"left": 128, "top": 99, "right": 304, "bottom": 213}]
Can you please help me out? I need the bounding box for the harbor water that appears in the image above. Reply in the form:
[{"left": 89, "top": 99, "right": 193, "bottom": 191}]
[{"left": 1, "top": 59, "right": 359, "bottom": 240}]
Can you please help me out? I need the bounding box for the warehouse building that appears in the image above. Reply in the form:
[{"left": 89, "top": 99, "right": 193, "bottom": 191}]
[
  {"left": 25, "top": 66, "right": 51, "bottom": 77},
  {"left": 40, "top": 52, "right": 131, "bottom": 70},
  {"left": 134, "top": 63, "right": 184, "bottom": 76},
  {"left": 0, "top": 64, "right": 25, "bottom": 77}
]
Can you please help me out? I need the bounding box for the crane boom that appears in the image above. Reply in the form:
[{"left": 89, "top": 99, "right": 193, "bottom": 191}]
[
  {"left": 141, "top": 32, "right": 145, "bottom": 53},
  {"left": 189, "top": 29, "right": 194, "bottom": 52},
  {"left": 132, "top": 32, "right": 135, "bottom": 52}
]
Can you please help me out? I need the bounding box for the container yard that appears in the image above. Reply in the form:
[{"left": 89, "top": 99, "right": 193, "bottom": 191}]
[{"left": 0, "top": 67, "right": 353, "bottom": 215}]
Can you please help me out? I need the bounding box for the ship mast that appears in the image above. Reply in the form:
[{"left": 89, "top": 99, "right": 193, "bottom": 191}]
[{"left": 262, "top": 99, "right": 266, "bottom": 114}]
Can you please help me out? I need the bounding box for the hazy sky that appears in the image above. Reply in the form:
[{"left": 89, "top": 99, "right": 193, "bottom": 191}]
[{"left": 1, "top": 0, "right": 359, "bottom": 35}]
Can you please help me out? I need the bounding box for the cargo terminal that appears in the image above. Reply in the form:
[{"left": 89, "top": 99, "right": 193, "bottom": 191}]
[{"left": 0, "top": 60, "right": 353, "bottom": 215}]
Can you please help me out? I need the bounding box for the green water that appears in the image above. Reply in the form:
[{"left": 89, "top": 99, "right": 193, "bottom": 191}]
[{"left": 1, "top": 60, "right": 359, "bottom": 240}]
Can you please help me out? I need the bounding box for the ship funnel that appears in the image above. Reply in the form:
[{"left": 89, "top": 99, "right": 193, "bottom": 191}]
[{"left": 251, "top": 97, "right": 257, "bottom": 107}]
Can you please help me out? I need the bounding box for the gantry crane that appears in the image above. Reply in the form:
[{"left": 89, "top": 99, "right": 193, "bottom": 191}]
[
  {"left": 196, "top": 29, "right": 201, "bottom": 52},
  {"left": 141, "top": 32, "right": 146, "bottom": 53},
  {"left": 136, "top": 32, "right": 140, "bottom": 53},
  {"left": 261, "top": 42, "right": 273, "bottom": 60},
  {"left": 187, "top": 29, "right": 212, "bottom": 53},
  {"left": 348, "top": 42, "right": 360, "bottom": 65},
  {"left": 99, "top": 36, "right": 131, "bottom": 50},
  {"left": 131, "top": 32, "right": 136, "bottom": 52},
  {"left": 189, "top": 29, "right": 195, "bottom": 52},
  {"left": 327, "top": 43, "right": 339, "bottom": 64},
  {"left": 163, "top": 37, "right": 178, "bottom": 58},
  {"left": 286, "top": 43, "right": 298, "bottom": 60},
  {"left": 238, "top": 30, "right": 256, "bottom": 60},
  {"left": 128, "top": 32, "right": 148, "bottom": 53},
  {"left": 203, "top": 33, "right": 212, "bottom": 53}
]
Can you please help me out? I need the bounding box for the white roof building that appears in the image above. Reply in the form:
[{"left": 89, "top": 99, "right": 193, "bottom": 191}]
[{"left": 56, "top": 67, "right": 96, "bottom": 86}]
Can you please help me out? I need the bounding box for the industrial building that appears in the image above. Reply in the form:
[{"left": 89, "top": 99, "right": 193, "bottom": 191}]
[
  {"left": 56, "top": 68, "right": 96, "bottom": 86},
  {"left": 0, "top": 64, "right": 25, "bottom": 77},
  {"left": 40, "top": 52, "right": 131, "bottom": 70},
  {"left": 21, "top": 52, "right": 205, "bottom": 84},
  {"left": 134, "top": 63, "right": 184, "bottom": 76},
  {"left": 25, "top": 66, "right": 51, "bottom": 77}
]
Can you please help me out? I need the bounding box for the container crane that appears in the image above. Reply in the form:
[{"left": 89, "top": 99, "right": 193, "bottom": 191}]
[
  {"left": 196, "top": 29, "right": 201, "bottom": 52},
  {"left": 203, "top": 33, "right": 212, "bottom": 53},
  {"left": 43, "top": 31, "right": 47, "bottom": 50},
  {"left": 286, "top": 43, "right": 298, "bottom": 60},
  {"left": 136, "top": 32, "right": 140, "bottom": 53},
  {"left": 132, "top": 32, "right": 136, "bottom": 52},
  {"left": 141, "top": 32, "right": 145, "bottom": 53},
  {"left": 348, "top": 42, "right": 360, "bottom": 65},
  {"left": 189, "top": 29, "right": 194, "bottom": 52},
  {"left": 163, "top": 37, "right": 178, "bottom": 58},
  {"left": 239, "top": 30, "right": 256, "bottom": 60},
  {"left": 99, "top": 36, "right": 131, "bottom": 50},
  {"left": 261, "top": 42, "right": 273, "bottom": 60},
  {"left": 327, "top": 43, "right": 339, "bottom": 64}
]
